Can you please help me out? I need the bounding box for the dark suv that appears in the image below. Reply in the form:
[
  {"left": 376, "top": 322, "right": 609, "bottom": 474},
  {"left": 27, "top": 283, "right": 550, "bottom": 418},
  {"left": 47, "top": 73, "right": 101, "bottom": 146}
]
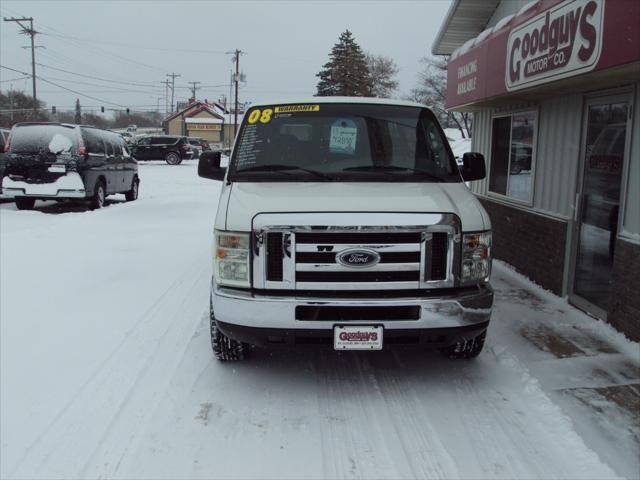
[
  {"left": 2, "top": 122, "right": 139, "bottom": 210},
  {"left": 130, "top": 135, "right": 192, "bottom": 164},
  {"left": 0, "top": 127, "right": 10, "bottom": 194}
]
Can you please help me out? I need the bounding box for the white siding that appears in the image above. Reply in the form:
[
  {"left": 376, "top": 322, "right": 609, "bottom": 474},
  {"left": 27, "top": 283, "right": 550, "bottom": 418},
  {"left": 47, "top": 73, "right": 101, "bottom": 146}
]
[
  {"left": 534, "top": 95, "right": 583, "bottom": 219},
  {"left": 621, "top": 82, "right": 640, "bottom": 241},
  {"left": 469, "top": 95, "right": 583, "bottom": 219}
]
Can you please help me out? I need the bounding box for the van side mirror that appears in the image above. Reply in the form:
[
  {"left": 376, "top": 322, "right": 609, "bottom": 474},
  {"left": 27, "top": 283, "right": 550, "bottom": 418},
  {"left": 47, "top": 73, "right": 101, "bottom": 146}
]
[
  {"left": 198, "top": 151, "right": 226, "bottom": 181},
  {"left": 461, "top": 152, "right": 486, "bottom": 181}
]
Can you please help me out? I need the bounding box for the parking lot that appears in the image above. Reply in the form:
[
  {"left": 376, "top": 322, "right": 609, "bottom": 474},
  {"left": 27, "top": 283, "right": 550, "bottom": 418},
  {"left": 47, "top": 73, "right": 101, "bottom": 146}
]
[{"left": 1, "top": 162, "right": 638, "bottom": 479}]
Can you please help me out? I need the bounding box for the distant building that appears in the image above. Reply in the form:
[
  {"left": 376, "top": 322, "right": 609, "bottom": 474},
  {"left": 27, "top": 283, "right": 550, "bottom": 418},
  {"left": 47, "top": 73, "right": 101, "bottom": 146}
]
[
  {"left": 163, "top": 100, "right": 227, "bottom": 145},
  {"left": 433, "top": 0, "right": 640, "bottom": 340}
]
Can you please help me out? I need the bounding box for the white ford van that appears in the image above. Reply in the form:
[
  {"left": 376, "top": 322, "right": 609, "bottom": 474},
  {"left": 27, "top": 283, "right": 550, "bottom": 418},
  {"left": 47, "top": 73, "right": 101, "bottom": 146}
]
[{"left": 198, "top": 98, "right": 492, "bottom": 361}]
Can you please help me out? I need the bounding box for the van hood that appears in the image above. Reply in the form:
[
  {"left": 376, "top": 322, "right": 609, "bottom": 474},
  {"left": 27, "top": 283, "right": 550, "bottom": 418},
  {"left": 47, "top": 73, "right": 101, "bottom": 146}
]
[{"left": 220, "top": 182, "right": 490, "bottom": 232}]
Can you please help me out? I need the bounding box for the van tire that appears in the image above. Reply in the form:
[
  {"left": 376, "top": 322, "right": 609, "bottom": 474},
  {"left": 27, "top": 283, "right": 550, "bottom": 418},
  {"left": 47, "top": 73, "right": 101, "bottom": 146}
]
[
  {"left": 15, "top": 197, "right": 36, "bottom": 210},
  {"left": 125, "top": 177, "right": 139, "bottom": 201},
  {"left": 165, "top": 152, "right": 181, "bottom": 165},
  {"left": 91, "top": 179, "right": 106, "bottom": 209},
  {"left": 210, "top": 303, "right": 245, "bottom": 361},
  {"left": 440, "top": 330, "right": 486, "bottom": 359}
]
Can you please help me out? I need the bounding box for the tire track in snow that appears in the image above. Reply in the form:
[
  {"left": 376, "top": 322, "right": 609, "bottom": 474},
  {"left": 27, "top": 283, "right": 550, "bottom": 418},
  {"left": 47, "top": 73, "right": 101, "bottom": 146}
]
[
  {"left": 368, "top": 353, "right": 459, "bottom": 479},
  {"left": 315, "top": 352, "right": 428, "bottom": 479},
  {"left": 9, "top": 259, "right": 209, "bottom": 478}
]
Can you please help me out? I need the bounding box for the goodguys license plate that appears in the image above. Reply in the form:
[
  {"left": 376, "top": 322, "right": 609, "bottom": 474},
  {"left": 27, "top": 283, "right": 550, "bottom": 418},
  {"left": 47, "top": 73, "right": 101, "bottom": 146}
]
[
  {"left": 48, "top": 164, "right": 66, "bottom": 173},
  {"left": 334, "top": 325, "right": 383, "bottom": 350}
]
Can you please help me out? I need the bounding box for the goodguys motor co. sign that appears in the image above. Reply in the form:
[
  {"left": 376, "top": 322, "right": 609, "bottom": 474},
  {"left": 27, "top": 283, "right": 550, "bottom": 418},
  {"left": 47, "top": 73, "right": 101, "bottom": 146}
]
[
  {"left": 506, "top": 0, "right": 603, "bottom": 91},
  {"left": 444, "top": 0, "right": 640, "bottom": 109}
]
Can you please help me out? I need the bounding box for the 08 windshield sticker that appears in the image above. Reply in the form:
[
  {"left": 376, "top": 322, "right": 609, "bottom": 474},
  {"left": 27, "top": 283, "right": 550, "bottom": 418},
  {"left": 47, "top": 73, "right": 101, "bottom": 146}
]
[
  {"left": 247, "top": 105, "right": 321, "bottom": 125},
  {"left": 330, "top": 119, "right": 357, "bottom": 155}
]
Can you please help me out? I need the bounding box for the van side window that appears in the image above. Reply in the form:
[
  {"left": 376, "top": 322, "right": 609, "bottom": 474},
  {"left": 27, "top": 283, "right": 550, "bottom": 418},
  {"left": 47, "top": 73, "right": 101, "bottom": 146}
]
[
  {"left": 81, "top": 128, "right": 105, "bottom": 155},
  {"left": 151, "top": 137, "right": 168, "bottom": 145}
]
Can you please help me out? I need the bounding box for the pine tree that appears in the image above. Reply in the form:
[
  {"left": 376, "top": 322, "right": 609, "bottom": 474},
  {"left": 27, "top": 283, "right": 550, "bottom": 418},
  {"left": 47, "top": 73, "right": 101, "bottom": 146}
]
[
  {"left": 316, "top": 30, "right": 372, "bottom": 97},
  {"left": 74, "top": 98, "right": 82, "bottom": 124}
]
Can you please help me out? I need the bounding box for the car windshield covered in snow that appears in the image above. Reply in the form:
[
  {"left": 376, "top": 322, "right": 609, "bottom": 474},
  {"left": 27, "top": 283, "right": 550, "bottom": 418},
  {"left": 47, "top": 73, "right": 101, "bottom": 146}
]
[
  {"left": 9, "top": 124, "right": 78, "bottom": 155},
  {"left": 229, "top": 103, "right": 460, "bottom": 182}
]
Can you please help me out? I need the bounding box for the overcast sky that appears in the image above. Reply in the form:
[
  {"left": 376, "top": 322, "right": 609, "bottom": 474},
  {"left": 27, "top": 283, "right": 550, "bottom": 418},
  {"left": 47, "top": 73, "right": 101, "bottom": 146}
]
[{"left": 0, "top": 0, "right": 451, "bottom": 115}]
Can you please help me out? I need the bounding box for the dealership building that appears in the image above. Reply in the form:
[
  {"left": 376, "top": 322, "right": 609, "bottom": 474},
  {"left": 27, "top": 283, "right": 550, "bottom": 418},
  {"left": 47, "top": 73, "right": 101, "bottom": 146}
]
[{"left": 433, "top": 0, "right": 639, "bottom": 340}]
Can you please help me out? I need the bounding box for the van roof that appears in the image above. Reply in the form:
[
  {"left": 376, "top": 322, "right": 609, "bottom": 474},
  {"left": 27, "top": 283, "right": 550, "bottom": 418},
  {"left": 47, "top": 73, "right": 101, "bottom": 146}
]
[{"left": 248, "top": 97, "right": 428, "bottom": 110}]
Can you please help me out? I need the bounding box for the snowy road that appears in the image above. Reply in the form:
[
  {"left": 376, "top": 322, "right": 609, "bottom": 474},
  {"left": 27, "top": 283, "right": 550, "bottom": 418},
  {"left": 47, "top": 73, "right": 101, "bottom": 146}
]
[{"left": 1, "top": 162, "right": 638, "bottom": 479}]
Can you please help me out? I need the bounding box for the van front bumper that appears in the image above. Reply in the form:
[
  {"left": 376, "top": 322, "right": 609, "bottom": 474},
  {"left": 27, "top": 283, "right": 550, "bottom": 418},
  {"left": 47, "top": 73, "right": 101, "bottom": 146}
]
[{"left": 213, "top": 284, "right": 493, "bottom": 347}]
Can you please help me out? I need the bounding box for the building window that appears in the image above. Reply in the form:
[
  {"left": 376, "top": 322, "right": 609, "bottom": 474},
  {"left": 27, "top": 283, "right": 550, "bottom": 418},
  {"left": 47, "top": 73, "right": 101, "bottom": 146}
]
[{"left": 489, "top": 111, "right": 536, "bottom": 202}]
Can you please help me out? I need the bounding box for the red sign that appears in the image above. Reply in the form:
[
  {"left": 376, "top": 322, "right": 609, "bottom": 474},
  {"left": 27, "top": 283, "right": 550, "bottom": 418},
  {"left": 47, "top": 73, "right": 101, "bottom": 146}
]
[{"left": 446, "top": 0, "right": 640, "bottom": 108}]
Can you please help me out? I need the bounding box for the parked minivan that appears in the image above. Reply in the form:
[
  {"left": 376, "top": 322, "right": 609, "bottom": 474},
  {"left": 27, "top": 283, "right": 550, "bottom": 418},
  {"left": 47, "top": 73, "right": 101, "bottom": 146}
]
[
  {"left": 2, "top": 123, "right": 139, "bottom": 210},
  {"left": 198, "top": 98, "right": 493, "bottom": 361}
]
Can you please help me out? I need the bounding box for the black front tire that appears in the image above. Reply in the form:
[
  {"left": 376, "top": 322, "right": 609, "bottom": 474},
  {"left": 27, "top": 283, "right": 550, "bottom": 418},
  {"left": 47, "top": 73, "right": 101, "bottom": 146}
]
[
  {"left": 15, "top": 197, "right": 36, "bottom": 210},
  {"left": 165, "top": 152, "right": 181, "bottom": 165},
  {"left": 210, "top": 304, "right": 245, "bottom": 361},
  {"left": 125, "top": 177, "right": 139, "bottom": 201},
  {"left": 91, "top": 180, "right": 106, "bottom": 210},
  {"left": 440, "top": 330, "right": 486, "bottom": 359}
]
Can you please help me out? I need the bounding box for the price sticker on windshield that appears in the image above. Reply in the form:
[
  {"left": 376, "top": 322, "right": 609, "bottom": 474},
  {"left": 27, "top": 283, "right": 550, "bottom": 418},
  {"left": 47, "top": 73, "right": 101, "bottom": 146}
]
[{"left": 330, "top": 119, "right": 357, "bottom": 155}]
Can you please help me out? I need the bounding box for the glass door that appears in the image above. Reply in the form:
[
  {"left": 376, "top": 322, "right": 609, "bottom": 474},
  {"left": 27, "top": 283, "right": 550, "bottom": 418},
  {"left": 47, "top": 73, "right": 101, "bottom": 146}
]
[{"left": 571, "top": 95, "right": 630, "bottom": 316}]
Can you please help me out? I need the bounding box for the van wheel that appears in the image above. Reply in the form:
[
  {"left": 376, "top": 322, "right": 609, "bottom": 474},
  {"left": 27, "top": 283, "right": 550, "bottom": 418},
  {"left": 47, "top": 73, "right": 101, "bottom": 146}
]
[
  {"left": 440, "top": 330, "right": 486, "bottom": 359},
  {"left": 15, "top": 197, "right": 36, "bottom": 210},
  {"left": 125, "top": 177, "right": 139, "bottom": 201},
  {"left": 91, "top": 180, "right": 106, "bottom": 209},
  {"left": 165, "top": 152, "right": 181, "bottom": 165},
  {"left": 210, "top": 303, "right": 245, "bottom": 361}
]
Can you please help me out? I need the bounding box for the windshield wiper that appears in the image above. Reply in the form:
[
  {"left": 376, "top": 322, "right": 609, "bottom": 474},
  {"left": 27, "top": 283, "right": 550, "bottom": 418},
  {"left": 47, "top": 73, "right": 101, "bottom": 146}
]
[
  {"left": 234, "top": 164, "right": 332, "bottom": 180},
  {"left": 342, "top": 165, "right": 444, "bottom": 181}
]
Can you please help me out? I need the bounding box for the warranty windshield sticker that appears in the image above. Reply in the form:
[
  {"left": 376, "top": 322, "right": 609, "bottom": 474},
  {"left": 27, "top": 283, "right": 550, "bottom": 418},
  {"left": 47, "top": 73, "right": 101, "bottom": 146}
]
[
  {"left": 274, "top": 104, "right": 320, "bottom": 114},
  {"left": 330, "top": 119, "right": 357, "bottom": 155}
]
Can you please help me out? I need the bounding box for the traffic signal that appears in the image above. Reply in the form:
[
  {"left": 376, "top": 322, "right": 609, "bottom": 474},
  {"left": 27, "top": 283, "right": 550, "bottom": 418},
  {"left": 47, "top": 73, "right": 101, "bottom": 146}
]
[
  {"left": 101, "top": 106, "right": 105, "bottom": 113},
  {"left": 126, "top": 108, "right": 130, "bottom": 115},
  {"left": 51, "top": 106, "right": 56, "bottom": 114}
]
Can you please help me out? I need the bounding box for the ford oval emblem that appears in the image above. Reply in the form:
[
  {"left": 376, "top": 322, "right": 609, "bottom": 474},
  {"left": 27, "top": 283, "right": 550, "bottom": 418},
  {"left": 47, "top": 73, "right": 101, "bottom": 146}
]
[{"left": 336, "top": 248, "right": 381, "bottom": 268}]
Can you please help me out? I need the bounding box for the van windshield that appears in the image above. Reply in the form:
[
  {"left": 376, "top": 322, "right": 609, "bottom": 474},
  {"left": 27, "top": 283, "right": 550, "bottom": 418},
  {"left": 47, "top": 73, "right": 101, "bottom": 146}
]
[
  {"left": 10, "top": 124, "right": 78, "bottom": 155},
  {"left": 229, "top": 103, "right": 460, "bottom": 182}
]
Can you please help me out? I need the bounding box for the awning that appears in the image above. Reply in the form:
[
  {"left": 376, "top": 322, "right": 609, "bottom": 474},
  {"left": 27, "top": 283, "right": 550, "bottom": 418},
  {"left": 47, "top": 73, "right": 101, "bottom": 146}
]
[{"left": 445, "top": 0, "right": 640, "bottom": 110}]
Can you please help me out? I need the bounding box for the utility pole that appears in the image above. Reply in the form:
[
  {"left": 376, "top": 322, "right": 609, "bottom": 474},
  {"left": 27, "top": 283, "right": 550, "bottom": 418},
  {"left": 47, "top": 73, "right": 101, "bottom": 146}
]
[
  {"left": 161, "top": 79, "right": 170, "bottom": 115},
  {"left": 226, "top": 49, "right": 244, "bottom": 133},
  {"left": 4, "top": 16, "right": 38, "bottom": 114},
  {"left": 166, "top": 72, "right": 180, "bottom": 112},
  {"left": 188, "top": 81, "right": 201, "bottom": 101}
]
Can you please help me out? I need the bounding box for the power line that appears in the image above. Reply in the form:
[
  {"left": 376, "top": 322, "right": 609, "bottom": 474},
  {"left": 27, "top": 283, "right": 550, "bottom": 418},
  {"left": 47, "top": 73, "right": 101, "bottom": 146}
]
[
  {"left": 36, "top": 62, "right": 161, "bottom": 87},
  {"left": 1, "top": 64, "right": 126, "bottom": 107}
]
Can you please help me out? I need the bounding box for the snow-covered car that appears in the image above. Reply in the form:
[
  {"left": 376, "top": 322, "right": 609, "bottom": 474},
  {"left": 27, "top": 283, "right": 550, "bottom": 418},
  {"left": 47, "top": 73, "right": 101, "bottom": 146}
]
[
  {"left": 198, "top": 98, "right": 492, "bottom": 361},
  {"left": 2, "top": 123, "right": 139, "bottom": 210}
]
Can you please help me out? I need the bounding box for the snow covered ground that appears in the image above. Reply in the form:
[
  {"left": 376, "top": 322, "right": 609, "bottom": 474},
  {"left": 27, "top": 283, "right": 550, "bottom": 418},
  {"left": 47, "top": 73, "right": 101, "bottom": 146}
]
[{"left": 1, "top": 162, "right": 638, "bottom": 479}]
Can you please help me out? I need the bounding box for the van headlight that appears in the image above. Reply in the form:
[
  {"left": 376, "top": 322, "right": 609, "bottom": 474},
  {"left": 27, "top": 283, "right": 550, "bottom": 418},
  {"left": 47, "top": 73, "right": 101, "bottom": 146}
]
[
  {"left": 461, "top": 231, "right": 491, "bottom": 284},
  {"left": 214, "top": 231, "right": 251, "bottom": 287}
]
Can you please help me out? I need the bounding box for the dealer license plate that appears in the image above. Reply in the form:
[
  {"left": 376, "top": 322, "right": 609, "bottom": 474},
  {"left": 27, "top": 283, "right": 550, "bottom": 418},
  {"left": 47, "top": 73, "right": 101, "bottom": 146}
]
[
  {"left": 48, "top": 164, "right": 66, "bottom": 173},
  {"left": 333, "top": 325, "right": 383, "bottom": 351}
]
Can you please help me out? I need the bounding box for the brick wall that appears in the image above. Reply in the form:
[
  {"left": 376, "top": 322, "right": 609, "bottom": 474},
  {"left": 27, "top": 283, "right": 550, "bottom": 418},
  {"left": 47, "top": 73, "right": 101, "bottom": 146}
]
[
  {"left": 609, "top": 239, "right": 640, "bottom": 342},
  {"left": 478, "top": 197, "right": 567, "bottom": 295}
]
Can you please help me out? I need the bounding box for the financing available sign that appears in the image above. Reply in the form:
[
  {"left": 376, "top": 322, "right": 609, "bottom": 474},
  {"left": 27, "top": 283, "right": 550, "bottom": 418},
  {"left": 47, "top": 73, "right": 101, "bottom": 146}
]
[{"left": 506, "top": 0, "right": 603, "bottom": 91}]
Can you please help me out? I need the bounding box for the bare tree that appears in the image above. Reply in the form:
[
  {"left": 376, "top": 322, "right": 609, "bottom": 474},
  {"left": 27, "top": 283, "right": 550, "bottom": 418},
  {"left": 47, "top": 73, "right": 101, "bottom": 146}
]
[
  {"left": 410, "top": 56, "right": 472, "bottom": 138},
  {"left": 366, "top": 53, "right": 399, "bottom": 98}
]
